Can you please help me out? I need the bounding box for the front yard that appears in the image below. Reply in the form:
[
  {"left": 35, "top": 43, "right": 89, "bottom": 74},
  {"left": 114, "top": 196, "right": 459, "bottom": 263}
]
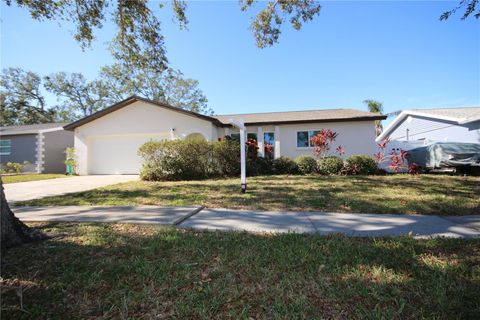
[
  {"left": 1, "top": 174, "right": 66, "bottom": 184},
  {"left": 15, "top": 175, "right": 480, "bottom": 215},
  {"left": 1, "top": 222, "right": 479, "bottom": 319}
]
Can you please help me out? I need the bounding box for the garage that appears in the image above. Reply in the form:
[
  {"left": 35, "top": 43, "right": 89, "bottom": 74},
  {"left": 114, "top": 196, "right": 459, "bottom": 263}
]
[
  {"left": 88, "top": 134, "right": 167, "bottom": 174},
  {"left": 65, "top": 96, "right": 220, "bottom": 175}
]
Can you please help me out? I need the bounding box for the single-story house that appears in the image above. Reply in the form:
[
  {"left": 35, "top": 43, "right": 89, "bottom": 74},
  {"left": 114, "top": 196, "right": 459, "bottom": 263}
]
[
  {"left": 376, "top": 107, "right": 480, "bottom": 148},
  {"left": 0, "top": 123, "right": 74, "bottom": 173},
  {"left": 64, "top": 96, "right": 386, "bottom": 175}
]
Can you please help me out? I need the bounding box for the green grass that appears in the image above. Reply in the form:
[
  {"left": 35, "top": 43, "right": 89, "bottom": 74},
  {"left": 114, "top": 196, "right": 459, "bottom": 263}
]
[
  {"left": 1, "top": 174, "right": 67, "bottom": 184},
  {"left": 1, "top": 222, "right": 479, "bottom": 319},
  {"left": 16, "top": 174, "right": 480, "bottom": 215}
]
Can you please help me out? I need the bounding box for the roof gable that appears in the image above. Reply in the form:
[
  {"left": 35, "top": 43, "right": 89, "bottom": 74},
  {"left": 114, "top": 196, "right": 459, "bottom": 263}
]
[
  {"left": 376, "top": 106, "right": 480, "bottom": 141},
  {"left": 64, "top": 96, "right": 223, "bottom": 131}
]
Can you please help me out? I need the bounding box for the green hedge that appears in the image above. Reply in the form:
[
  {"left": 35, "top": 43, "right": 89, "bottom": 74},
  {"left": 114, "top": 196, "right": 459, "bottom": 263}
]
[
  {"left": 295, "top": 156, "right": 317, "bottom": 174},
  {"left": 138, "top": 139, "right": 381, "bottom": 181},
  {"left": 317, "top": 156, "right": 344, "bottom": 175},
  {"left": 344, "top": 155, "right": 378, "bottom": 175}
]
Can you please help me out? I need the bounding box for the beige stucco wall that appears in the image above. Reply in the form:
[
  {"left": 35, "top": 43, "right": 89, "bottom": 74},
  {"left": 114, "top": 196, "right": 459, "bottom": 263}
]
[
  {"left": 74, "top": 101, "right": 218, "bottom": 175},
  {"left": 222, "top": 121, "right": 377, "bottom": 160}
]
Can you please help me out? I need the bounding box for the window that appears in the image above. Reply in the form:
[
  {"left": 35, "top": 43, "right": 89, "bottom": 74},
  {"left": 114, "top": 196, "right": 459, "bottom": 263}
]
[
  {"left": 247, "top": 133, "right": 257, "bottom": 141},
  {"left": 230, "top": 132, "right": 257, "bottom": 141},
  {"left": 264, "top": 132, "right": 275, "bottom": 159},
  {"left": 296, "top": 130, "right": 321, "bottom": 148},
  {"left": 0, "top": 139, "right": 11, "bottom": 155}
]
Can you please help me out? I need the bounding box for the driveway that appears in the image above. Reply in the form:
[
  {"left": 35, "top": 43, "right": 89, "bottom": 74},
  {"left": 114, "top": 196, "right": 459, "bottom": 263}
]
[{"left": 4, "top": 175, "right": 138, "bottom": 203}]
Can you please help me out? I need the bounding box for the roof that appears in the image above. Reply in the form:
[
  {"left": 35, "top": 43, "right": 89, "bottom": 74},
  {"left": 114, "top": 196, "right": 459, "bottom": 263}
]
[
  {"left": 64, "top": 95, "right": 224, "bottom": 130},
  {"left": 214, "top": 109, "right": 386, "bottom": 126},
  {"left": 0, "top": 122, "right": 68, "bottom": 136},
  {"left": 376, "top": 106, "right": 480, "bottom": 141},
  {"left": 64, "top": 95, "right": 386, "bottom": 131}
]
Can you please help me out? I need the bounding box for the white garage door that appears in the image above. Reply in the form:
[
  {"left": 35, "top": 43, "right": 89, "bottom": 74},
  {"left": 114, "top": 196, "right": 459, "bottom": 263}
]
[{"left": 88, "top": 134, "right": 166, "bottom": 174}]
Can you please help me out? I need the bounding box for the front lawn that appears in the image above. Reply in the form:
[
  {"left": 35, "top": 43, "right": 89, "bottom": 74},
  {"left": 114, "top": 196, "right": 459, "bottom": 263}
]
[
  {"left": 1, "top": 174, "right": 67, "bottom": 184},
  {"left": 1, "top": 223, "right": 478, "bottom": 319},
  {"left": 15, "top": 175, "right": 480, "bottom": 215}
]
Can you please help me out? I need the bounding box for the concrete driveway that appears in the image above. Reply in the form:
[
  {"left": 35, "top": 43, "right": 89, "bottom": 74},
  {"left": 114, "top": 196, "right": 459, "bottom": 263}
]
[{"left": 4, "top": 175, "right": 138, "bottom": 203}]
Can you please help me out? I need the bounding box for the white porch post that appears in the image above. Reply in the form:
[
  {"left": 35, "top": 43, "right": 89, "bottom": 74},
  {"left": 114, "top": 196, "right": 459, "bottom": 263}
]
[
  {"left": 229, "top": 119, "right": 247, "bottom": 193},
  {"left": 257, "top": 127, "right": 264, "bottom": 157},
  {"left": 274, "top": 126, "right": 281, "bottom": 159}
]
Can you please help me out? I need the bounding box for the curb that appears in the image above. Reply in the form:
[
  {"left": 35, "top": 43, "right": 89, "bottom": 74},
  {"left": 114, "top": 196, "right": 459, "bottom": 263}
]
[{"left": 173, "top": 206, "right": 205, "bottom": 226}]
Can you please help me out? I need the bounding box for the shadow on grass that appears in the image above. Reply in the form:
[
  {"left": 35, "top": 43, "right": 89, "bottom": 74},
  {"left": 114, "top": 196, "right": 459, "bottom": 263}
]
[
  {"left": 1, "top": 223, "right": 479, "bottom": 319},
  {"left": 14, "top": 175, "right": 480, "bottom": 215}
]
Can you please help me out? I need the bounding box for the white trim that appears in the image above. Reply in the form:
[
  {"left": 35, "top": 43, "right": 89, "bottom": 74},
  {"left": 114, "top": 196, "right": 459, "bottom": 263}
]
[
  {"left": 295, "top": 129, "right": 324, "bottom": 148},
  {"left": 37, "top": 126, "right": 65, "bottom": 134},
  {"left": 376, "top": 110, "right": 480, "bottom": 142}
]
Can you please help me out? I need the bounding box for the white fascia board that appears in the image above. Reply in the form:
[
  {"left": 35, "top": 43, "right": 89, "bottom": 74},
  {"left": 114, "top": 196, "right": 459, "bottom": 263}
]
[
  {"left": 376, "top": 110, "right": 467, "bottom": 142},
  {"left": 376, "top": 111, "right": 409, "bottom": 142},
  {"left": 37, "top": 127, "right": 65, "bottom": 134}
]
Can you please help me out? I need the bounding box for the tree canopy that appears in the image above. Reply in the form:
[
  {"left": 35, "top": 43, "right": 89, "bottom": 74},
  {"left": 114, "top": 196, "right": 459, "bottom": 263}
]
[{"left": 0, "top": 68, "right": 56, "bottom": 125}]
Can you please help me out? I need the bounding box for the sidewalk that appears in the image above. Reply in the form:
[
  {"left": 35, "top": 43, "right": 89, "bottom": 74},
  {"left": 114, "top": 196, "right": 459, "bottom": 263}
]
[{"left": 12, "top": 206, "right": 480, "bottom": 239}]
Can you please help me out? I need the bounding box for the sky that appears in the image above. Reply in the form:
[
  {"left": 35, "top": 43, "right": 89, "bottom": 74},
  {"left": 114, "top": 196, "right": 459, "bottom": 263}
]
[{"left": 1, "top": 0, "right": 479, "bottom": 122}]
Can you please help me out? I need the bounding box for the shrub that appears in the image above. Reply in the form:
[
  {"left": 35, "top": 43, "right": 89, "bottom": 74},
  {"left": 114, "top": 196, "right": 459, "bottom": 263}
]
[
  {"left": 273, "top": 156, "right": 299, "bottom": 174},
  {"left": 317, "top": 156, "right": 344, "bottom": 175},
  {"left": 138, "top": 139, "right": 215, "bottom": 181},
  {"left": 0, "top": 161, "right": 30, "bottom": 174},
  {"left": 295, "top": 155, "right": 318, "bottom": 174},
  {"left": 248, "top": 157, "right": 274, "bottom": 176},
  {"left": 212, "top": 139, "right": 240, "bottom": 176},
  {"left": 344, "top": 155, "right": 378, "bottom": 175}
]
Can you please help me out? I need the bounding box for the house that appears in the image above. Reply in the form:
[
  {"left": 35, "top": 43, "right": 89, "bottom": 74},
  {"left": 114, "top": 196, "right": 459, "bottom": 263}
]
[
  {"left": 64, "top": 96, "right": 386, "bottom": 175},
  {"left": 377, "top": 107, "right": 480, "bottom": 145},
  {"left": 0, "top": 123, "right": 74, "bottom": 173}
]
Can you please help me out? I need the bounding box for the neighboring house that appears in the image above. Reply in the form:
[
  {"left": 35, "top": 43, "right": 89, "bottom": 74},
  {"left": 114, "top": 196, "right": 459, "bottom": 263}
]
[
  {"left": 64, "top": 96, "right": 385, "bottom": 175},
  {"left": 377, "top": 107, "right": 480, "bottom": 145},
  {"left": 0, "top": 123, "right": 73, "bottom": 173}
]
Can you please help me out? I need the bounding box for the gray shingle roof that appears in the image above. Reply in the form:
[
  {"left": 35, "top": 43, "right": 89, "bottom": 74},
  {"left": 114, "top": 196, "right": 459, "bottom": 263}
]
[
  {"left": 214, "top": 109, "right": 386, "bottom": 125},
  {"left": 411, "top": 107, "right": 480, "bottom": 123},
  {"left": 0, "top": 123, "right": 68, "bottom": 136}
]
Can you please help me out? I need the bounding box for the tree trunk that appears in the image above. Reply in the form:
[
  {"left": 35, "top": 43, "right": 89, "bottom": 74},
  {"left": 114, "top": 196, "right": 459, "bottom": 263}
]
[{"left": 1, "top": 179, "right": 46, "bottom": 249}]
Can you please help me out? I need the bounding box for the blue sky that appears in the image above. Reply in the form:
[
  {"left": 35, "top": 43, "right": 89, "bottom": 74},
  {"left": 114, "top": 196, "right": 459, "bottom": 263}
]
[{"left": 1, "top": 0, "right": 479, "bottom": 120}]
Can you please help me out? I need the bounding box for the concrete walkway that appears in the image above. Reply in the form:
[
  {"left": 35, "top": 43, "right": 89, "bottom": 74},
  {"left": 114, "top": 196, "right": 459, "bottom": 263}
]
[
  {"left": 14, "top": 206, "right": 202, "bottom": 225},
  {"left": 4, "top": 175, "right": 138, "bottom": 202},
  {"left": 12, "top": 206, "right": 480, "bottom": 238},
  {"left": 180, "top": 209, "right": 480, "bottom": 238}
]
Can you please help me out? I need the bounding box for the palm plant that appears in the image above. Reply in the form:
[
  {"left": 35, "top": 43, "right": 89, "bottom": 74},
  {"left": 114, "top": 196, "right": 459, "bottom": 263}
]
[{"left": 363, "top": 99, "right": 384, "bottom": 137}]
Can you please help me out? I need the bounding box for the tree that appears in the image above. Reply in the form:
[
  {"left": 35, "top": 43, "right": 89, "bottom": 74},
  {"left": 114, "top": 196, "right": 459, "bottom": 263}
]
[
  {"left": 240, "top": 0, "right": 321, "bottom": 48},
  {"left": 363, "top": 99, "right": 384, "bottom": 137},
  {"left": 1, "top": 179, "right": 46, "bottom": 248},
  {"left": 44, "top": 72, "right": 110, "bottom": 120},
  {"left": 4, "top": 0, "right": 322, "bottom": 69},
  {"left": 0, "top": 67, "right": 56, "bottom": 125},
  {"left": 440, "top": 0, "right": 480, "bottom": 20},
  {"left": 100, "top": 65, "right": 213, "bottom": 115}
]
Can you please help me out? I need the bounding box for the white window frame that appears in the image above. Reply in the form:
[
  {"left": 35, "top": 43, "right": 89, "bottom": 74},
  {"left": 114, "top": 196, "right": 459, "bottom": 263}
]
[
  {"left": 263, "top": 131, "right": 275, "bottom": 159},
  {"left": 295, "top": 130, "right": 322, "bottom": 149},
  {"left": 0, "top": 139, "right": 12, "bottom": 155}
]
